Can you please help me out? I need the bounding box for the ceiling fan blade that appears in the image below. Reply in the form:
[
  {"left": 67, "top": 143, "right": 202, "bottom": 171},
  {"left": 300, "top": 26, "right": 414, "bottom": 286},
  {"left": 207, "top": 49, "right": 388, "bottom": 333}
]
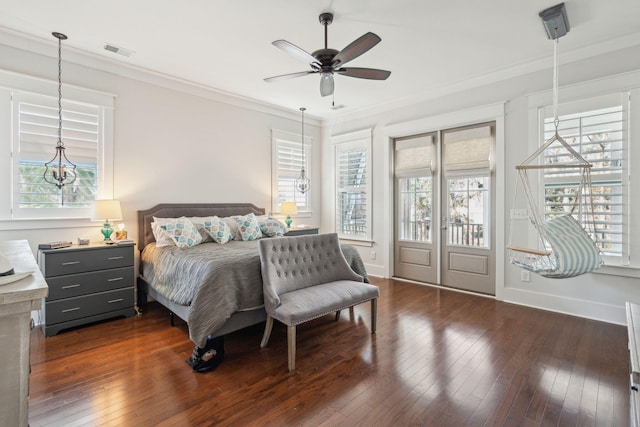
[
  {"left": 320, "top": 73, "right": 334, "bottom": 97},
  {"left": 264, "top": 71, "right": 316, "bottom": 82},
  {"left": 332, "top": 32, "right": 381, "bottom": 67},
  {"left": 336, "top": 67, "right": 391, "bottom": 80},
  {"left": 272, "top": 40, "right": 321, "bottom": 67}
]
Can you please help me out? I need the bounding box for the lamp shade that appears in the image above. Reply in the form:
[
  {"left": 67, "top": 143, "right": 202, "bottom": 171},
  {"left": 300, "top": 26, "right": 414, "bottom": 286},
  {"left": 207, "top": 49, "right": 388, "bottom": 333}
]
[
  {"left": 91, "top": 200, "right": 123, "bottom": 222},
  {"left": 280, "top": 202, "right": 298, "bottom": 216}
]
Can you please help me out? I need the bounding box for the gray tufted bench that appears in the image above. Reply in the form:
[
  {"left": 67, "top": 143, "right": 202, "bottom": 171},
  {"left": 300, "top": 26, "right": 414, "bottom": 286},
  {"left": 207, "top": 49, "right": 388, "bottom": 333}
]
[{"left": 258, "top": 233, "right": 379, "bottom": 371}]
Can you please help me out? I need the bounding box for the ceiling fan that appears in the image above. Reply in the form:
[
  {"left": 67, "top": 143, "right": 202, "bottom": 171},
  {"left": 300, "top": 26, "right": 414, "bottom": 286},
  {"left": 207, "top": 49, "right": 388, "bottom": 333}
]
[{"left": 264, "top": 12, "right": 391, "bottom": 97}]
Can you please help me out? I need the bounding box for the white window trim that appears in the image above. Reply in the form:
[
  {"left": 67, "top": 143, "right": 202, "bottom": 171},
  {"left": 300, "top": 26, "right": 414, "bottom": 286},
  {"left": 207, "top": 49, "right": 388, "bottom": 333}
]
[
  {"left": 332, "top": 128, "right": 373, "bottom": 242},
  {"left": 0, "top": 69, "right": 115, "bottom": 226},
  {"left": 527, "top": 70, "right": 640, "bottom": 270},
  {"left": 271, "top": 129, "right": 312, "bottom": 217}
]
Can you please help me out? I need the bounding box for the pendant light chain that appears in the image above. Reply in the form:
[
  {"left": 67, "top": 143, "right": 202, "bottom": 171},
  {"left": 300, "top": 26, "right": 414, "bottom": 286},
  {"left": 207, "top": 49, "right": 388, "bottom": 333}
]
[
  {"left": 552, "top": 35, "right": 559, "bottom": 131},
  {"left": 295, "top": 107, "right": 310, "bottom": 194},
  {"left": 57, "top": 35, "right": 63, "bottom": 147}
]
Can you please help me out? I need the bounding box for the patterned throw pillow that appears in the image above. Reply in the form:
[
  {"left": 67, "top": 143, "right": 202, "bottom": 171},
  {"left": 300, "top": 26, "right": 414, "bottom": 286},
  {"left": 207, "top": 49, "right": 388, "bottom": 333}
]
[
  {"left": 234, "top": 213, "right": 263, "bottom": 241},
  {"left": 151, "top": 221, "right": 176, "bottom": 247},
  {"left": 222, "top": 216, "right": 242, "bottom": 241},
  {"left": 257, "top": 215, "right": 288, "bottom": 237},
  {"left": 199, "top": 216, "right": 233, "bottom": 244},
  {"left": 153, "top": 216, "right": 202, "bottom": 248},
  {"left": 189, "top": 217, "right": 214, "bottom": 243}
]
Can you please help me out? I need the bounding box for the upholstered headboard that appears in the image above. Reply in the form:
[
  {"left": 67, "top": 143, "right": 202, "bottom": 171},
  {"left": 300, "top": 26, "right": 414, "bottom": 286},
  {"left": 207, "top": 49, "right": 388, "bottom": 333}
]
[{"left": 137, "top": 203, "right": 266, "bottom": 251}]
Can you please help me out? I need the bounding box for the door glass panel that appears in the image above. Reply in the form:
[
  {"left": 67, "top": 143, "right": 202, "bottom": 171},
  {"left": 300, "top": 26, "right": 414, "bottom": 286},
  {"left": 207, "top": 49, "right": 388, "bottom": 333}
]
[
  {"left": 398, "top": 176, "right": 432, "bottom": 242},
  {"left": 447, "top": 176, "right": 489, "bottom": 247}
]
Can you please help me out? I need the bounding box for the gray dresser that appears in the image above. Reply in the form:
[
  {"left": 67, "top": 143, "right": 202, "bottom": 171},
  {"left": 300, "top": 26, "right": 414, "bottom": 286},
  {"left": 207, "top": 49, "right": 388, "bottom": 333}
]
[{"left": 39, "top": 243, "right": 135, "bottom": 337}]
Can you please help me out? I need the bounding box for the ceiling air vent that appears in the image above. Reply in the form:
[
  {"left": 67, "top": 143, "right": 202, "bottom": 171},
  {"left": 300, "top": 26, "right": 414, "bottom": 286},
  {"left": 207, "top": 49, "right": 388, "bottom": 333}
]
[{"left": 104, "top": 43, "right": 133, "bottom": 57}]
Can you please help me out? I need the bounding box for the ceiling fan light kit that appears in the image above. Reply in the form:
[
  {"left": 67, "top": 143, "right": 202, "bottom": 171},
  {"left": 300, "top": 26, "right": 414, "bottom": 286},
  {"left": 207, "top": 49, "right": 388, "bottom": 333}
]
[{"left": 264, "top": 12, "right": 391, "bottom": 97}]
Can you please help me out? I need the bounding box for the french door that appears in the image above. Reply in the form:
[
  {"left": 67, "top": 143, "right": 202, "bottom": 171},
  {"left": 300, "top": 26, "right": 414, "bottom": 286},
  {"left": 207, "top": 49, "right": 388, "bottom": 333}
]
[{"left": 394, "top": 123, "right": 496, "bottom": 295}]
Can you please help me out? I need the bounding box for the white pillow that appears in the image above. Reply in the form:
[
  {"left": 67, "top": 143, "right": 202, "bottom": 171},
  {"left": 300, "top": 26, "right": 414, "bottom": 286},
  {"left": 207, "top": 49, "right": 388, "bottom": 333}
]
[
  {"left": 189, "top": 217, "right": 214, "bottom": 243},
  {"left": 257, "top": 215, "right": 288, "bottom": 237},
  {"left": 151, "top": 221, "right": 175, "bottom": 247},
  {"left": 200, "top": 216, "right": 233, "bottom": 244},
  {"left": 222, "top": 216, "right": 242, "bottom": 241},
  {"left": 153, "top": 216, "right": 202, "bottom": 248},
  {"left": 234, "top": 213, "right": 263, "bottom": 241}
]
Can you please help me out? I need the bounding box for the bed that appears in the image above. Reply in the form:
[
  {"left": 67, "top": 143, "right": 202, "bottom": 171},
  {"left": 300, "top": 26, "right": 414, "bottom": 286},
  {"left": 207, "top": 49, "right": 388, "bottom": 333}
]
[{"left": 137, "top": 203, "right": 368, "bottom": 370}]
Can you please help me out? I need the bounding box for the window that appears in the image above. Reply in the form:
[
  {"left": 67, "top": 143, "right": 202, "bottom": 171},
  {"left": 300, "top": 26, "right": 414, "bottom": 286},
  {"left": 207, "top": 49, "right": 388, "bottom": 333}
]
[
  {"left": 1, "top": 70, "right": 114, "bottom": 220},
  {"left": 271, "top": 130, "right": 311, "bottom": 214},
  {"left": 539, "top": 93, "right": 627, "bottom": 264},
  {"left": 443, "top": 123, "right": 494, "bottom": 248},
  {"left": 395, "top": 134, "right": 434, "bottom": 242},
  {"left": 333, "top": 129, "right": 372, "bottom": 241}
]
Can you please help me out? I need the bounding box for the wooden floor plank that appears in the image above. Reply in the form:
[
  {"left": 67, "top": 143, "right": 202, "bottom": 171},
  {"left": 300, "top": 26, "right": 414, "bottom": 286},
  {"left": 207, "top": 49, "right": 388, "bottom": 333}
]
[{"left": 29, "top": 277, "right": 631, "bottom": 426}]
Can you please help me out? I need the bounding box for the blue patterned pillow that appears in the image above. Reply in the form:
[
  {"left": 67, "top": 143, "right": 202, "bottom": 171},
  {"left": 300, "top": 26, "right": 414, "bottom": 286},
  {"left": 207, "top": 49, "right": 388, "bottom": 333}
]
[
  {"left": 234, "top": 213, "right": 263, "bottom": 241},
  {"left": 200, "top": 216, "right": 233, "bottom": 244},
  {"left": 258, "top": 215, "right": 288, "bottom": 237},
  {"left": 155, "top": 216, "right": 202, "bottom": 248}
]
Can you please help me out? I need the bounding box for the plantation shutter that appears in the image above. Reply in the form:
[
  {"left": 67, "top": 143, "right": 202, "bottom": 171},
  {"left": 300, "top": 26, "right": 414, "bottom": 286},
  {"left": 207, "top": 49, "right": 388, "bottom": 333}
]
[
  {"left": 542, "top": 103, "right": 624, "bottom": 256},
  {"left": 272, "top": 130, "right": 310, "bottom": 213},
  {"left": 334, "top": 129, "right": 372, "bottom": 241},
  {"left": 13, "top": 91, "right": 103, "bottom": 211}
]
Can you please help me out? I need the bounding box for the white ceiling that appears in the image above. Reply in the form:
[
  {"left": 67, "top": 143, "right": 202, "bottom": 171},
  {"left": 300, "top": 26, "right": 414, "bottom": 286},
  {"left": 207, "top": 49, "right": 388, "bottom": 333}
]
[{"left": 2, "top": 0, "right": 640, "bottom": 120}]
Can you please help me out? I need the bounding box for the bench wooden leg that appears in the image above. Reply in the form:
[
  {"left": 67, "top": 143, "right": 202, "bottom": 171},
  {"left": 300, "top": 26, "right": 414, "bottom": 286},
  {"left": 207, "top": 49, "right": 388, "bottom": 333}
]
[
  {"left": 260, "top": 316, "right": 274, "bottom": 348},
  {"left": 371, "top": 298, "right": 377, "bottom": 333},
  {"left": 335, "top": 310, "right": 341, "bottom": 321},
  {"left": 287, "top": 325, "right": 296, "bottom": 372}
]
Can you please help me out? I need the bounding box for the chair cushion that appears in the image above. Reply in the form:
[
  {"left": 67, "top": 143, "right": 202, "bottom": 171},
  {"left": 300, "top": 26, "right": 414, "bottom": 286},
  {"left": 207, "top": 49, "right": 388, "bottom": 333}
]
[{"left": 272, "top": 280, "right": 379, "bottom": 326}]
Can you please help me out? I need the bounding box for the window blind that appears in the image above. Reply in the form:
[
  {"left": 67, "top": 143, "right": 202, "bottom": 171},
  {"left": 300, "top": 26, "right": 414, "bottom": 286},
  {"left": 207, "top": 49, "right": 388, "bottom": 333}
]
[
  {"left": 395, "top": 134, "right": 433, "bottom": 175},
  {"left": 272, "top": 131, "right": 310, "bottom": 212},
  {"left": 443, "top": 124, "right": 493, "bottom": 175},
  {"left": 543, "top": 105, "right": 624, "bottom": 256},
  {"left": 336, "top": 146, "right": 368, "bottom": 237},
  {"left": 15, "top": 92, "right": 100, "bottom": 209}
]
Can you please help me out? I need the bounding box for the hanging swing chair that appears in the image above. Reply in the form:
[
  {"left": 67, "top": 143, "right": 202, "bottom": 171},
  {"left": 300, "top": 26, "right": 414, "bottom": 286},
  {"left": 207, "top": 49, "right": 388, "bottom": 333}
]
[
  {"left": 507, "top": 130, "right": 603, "bottom": 278},
  {"left": 507, "top": 5, "right": 602, "bottom": 278}
]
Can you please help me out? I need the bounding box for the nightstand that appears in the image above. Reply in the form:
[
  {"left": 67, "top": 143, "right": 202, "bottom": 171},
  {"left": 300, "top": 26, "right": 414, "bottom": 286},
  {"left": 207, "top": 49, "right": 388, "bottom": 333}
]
[
  {"left": 285, "top": 227, "right": 319, "bottom": 236},
  {"left": 38, "top": 243, "right": 135, "bottom": 337}
]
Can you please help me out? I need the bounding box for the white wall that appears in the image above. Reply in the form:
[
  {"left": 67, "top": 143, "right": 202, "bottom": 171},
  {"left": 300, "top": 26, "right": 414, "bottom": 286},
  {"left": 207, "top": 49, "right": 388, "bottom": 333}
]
[
  {"left": 0, "top": 33, "right": 321, "bottom": 257},
  {"left": 322, "top": 43, "right": 640, "bottom": 325}
]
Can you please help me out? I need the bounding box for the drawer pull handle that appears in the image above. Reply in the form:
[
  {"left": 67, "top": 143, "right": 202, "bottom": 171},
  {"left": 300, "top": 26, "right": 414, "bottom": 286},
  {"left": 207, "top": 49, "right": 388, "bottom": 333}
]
[
  {"left": 108, "top": 298, "right": 124, "bottom": 304},
  {"left": 108, "top": 277, "right": 124, "bottom": 282},
  {"left": 61, "top": 261, "right": 81, "bottom": 266},
  {"left": 108, "top": 256, "right": 124, "bottom": 260},
  {"left": 62, "top": 307, "right": 80, "bottom": 313},
  {"left": 62, "top": 284, "right": 81, "bottom": 289}
]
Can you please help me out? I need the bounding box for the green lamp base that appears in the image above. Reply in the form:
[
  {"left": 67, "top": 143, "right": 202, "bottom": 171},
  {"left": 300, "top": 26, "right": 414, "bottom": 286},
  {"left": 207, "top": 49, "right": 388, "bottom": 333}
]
[
  {"left": 285, "top": 216, "right": 293, "bottom": 228},
  {"left": 100, "top": 222, "right": 114, "bottom": 242}
]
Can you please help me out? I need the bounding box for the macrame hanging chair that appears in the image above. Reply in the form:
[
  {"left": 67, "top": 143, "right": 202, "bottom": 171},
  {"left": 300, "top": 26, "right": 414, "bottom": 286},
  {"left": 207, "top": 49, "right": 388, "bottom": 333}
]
[{"left": 507, "top": 31, "right": 602, "bottom": 279}]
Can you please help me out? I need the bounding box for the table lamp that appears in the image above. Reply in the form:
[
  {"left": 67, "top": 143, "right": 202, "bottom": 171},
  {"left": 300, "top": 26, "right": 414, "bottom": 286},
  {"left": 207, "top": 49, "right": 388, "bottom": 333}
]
[
  {"left": 91, "top": 199, "right": 123, "bottom": 243},
  {"left": 280, "top": 202, "right": 298, "bottom": 228}
]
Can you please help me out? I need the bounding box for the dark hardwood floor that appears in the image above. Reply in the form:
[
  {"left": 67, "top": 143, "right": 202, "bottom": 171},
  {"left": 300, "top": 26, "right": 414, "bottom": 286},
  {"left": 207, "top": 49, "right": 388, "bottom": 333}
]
[{"left": 29, "top": 277, "right": 631, "bottom": 426}]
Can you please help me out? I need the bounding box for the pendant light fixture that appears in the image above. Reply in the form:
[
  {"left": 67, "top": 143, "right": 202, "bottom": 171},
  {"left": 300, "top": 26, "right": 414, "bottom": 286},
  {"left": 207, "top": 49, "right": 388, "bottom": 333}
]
[
  {"left": 44, "top": 31, "right": 77, "bottom": 204},
  {"left": 295, "top": 107, "right": 310, "bottom": 194}
]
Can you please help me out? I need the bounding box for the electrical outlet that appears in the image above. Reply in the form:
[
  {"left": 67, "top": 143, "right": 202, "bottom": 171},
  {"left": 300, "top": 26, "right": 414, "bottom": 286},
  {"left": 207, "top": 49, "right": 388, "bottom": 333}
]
[
  {"left": 370, "top": 251, "right": 376, "bottom": 260},
  {"left": 520, "top": 270, "right": 531, "bottom": 282}
]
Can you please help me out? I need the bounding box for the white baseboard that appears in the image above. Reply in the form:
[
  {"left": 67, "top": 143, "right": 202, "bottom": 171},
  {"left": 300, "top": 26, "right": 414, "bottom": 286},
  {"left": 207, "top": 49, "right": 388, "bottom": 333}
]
[{"left": 501, "top": 286, "right": 626, "bottom": 326}]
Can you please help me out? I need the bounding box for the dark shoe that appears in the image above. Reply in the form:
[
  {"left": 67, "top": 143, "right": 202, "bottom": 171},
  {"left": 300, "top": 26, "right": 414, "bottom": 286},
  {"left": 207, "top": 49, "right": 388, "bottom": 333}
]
[{"left": 187, "top": 336, "right": 225, "bottom": 372}]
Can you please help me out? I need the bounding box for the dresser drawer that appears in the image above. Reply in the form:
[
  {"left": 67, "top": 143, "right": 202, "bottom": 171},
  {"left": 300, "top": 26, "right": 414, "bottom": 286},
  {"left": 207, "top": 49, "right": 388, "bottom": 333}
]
[
  {"left": 46, "top": 267, "right": 134, "bottom": 301},
  {"left": 46, "top": 287, "right": 134, "bottom": 325},
  {"left": 43, "top": 246, "right": 133, "bottom": 277}
]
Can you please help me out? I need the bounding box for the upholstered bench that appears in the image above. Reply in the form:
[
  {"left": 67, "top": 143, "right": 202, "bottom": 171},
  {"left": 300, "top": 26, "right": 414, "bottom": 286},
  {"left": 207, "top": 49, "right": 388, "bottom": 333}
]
[{"left": 258, "top": 233, "right": 379, "bottom": 371}]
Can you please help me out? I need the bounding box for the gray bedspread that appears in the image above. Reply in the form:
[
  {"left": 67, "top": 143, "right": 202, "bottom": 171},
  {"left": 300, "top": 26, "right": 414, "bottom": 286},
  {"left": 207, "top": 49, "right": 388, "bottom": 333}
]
[{"left": 141, "top": 240, "right": 368, "bottom": 348}]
